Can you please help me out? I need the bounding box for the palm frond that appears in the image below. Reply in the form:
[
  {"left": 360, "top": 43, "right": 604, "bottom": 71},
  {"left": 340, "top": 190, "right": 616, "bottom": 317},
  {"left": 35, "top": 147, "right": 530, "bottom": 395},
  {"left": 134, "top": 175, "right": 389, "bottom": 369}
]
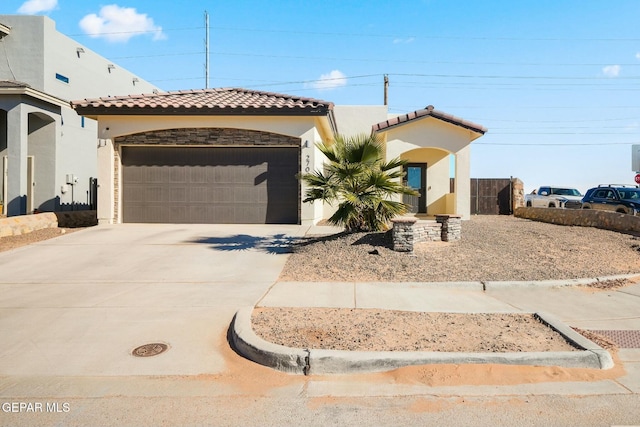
[{"left": 301, "top": 133, "right": 418, "bottom": 232}]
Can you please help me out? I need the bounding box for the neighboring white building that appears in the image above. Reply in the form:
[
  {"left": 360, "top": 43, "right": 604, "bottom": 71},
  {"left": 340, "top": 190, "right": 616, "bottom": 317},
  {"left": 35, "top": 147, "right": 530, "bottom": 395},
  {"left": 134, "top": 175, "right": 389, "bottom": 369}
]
[{"left": 0, "top": 15, "right": 158, "bottom": 216}]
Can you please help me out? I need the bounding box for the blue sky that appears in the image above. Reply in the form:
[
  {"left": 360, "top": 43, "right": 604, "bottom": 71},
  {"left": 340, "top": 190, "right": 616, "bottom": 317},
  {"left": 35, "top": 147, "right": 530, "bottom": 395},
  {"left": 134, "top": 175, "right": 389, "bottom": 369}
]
[{"left": 3, "top": 0, "right": 640, "bottom": 193}]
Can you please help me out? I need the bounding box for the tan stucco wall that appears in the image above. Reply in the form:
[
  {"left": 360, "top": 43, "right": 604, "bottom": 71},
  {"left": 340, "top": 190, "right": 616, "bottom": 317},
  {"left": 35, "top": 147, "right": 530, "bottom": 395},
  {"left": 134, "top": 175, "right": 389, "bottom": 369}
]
[
  {"left": 332, "top": 105, "right": 388, "bottom": 136},
  {"left": 385, "top": 116, "right": 480, "bottom": 156},
  {"left": 97, "top": 115, "right": 325, "bottom": 141},
  {"left": 400, "top": 147, "right": 453, "bottom": 215},
  {"left": 383, "top": 117, "right": 479, "bottom": 220},
  {"left": 453, "top": 145, "right": 471, "bottom": 219}
]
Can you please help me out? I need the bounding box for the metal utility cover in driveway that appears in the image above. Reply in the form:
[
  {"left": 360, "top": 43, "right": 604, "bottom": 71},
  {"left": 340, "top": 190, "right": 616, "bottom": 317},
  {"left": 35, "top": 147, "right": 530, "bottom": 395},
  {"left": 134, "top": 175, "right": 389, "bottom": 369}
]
[{"left": 121, "top": 146, "right": 299, "bottom": 224}]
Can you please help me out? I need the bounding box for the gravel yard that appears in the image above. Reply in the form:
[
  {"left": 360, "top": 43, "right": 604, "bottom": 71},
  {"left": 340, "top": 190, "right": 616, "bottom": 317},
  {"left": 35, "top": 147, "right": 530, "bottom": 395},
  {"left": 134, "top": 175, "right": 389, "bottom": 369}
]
[
  {"left": 0, "top": 227, "right": 77, "bottom": 252},
  {"left": 263, "top": 216, "right": 638, "bottom": 354},
  {"left": 279, "top": 215, "right": 640, "bottom": 282}
]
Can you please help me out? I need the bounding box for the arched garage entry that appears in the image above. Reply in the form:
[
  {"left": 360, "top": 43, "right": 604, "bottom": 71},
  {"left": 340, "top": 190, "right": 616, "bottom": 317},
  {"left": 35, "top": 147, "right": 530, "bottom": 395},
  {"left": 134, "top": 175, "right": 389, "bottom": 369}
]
[{"left": 116, "top": 128, "right": 300, "bottom": 224}]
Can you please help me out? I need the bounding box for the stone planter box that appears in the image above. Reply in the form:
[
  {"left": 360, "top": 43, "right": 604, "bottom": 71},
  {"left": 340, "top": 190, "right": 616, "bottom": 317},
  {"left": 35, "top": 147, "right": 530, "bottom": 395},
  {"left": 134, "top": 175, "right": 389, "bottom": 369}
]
[{"left": 391, "top": 215, "right": 462, "bottom": 252}]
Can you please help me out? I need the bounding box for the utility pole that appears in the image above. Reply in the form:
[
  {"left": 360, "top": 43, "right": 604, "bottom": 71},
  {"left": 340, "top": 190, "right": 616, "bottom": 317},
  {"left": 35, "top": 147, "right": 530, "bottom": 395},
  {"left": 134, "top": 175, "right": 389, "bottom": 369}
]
[
  {"left": 205, "top": 11, "right": 210, "bottom": 89},
  {"left": 383, "top": 74, "right": 389, "bottom": 106}
]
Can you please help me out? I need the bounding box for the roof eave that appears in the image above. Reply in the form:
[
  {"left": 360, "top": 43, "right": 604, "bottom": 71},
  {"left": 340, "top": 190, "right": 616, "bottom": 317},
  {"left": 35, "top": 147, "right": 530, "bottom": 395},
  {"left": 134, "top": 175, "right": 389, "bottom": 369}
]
[
  {"left": 71, "top": 106, "right": 333, "bottom": 117},
  {"left": 373, "top": 108, "right": 487, "bottom": 136},
  {"left": 0, "top": 86, "right": 68, "bottom": 108}
]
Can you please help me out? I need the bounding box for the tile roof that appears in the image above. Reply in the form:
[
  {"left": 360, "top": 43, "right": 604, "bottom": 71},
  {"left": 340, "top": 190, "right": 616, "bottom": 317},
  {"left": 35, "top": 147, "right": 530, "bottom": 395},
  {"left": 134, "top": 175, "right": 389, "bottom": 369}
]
[
  {"left": 71, "top": 87, "right": 334, "bottom": 116},
  {"left": 0, "top": 80, "right": 30, "bottom": 88},
  {"left": 373, "top": 105, "right": 487, "bottom": 134}
]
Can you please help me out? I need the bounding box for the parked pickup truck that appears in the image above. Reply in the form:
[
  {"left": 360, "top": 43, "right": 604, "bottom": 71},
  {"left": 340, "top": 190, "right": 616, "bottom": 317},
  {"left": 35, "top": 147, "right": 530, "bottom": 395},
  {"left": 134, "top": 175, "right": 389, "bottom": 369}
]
[{"left": 525, "top": 186, "right": 583, "bottom": 209}]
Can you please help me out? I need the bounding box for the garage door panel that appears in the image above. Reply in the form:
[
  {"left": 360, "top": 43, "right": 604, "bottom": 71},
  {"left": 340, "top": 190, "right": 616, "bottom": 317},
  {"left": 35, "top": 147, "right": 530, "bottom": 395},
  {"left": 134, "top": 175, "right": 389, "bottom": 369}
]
[{"left": 122, "top": 146, "right": 298, "bottom": 224}]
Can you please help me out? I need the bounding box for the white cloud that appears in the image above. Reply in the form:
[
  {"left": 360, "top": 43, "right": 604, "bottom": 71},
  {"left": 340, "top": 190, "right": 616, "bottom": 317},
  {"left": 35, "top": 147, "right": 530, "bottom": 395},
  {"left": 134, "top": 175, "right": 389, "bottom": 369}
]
[
  {"left": 17, "top": 0, "right": 57, "bottom": 14},
  {"left": 307, "top": 70, "right": 348, "bottom": 91},
  {"left": 79, "top": 5, "right": 165, "bottom": 43},
  {"left": 602, "top": 65, "right": 621, "bottom": 78},
  {"left": 393, "top": 37, "right": 415, "bottom": 44}
]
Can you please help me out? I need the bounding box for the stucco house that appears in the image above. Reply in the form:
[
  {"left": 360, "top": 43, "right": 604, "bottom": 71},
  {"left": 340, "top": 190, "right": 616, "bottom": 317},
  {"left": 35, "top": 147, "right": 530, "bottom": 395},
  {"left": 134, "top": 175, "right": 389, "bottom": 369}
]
[
  {"left": 71, "top": 88, "right": 486, "bottom": 225},
  {"left": 0, "top": 15, "right": 158, "bottom": 216}
]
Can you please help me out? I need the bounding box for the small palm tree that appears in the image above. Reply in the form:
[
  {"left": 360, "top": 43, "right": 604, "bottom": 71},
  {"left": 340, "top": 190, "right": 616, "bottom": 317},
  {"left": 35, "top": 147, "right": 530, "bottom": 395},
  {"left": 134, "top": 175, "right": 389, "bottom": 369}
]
[{"left": 301, "top": 133, "right": 418, "bottom": 232}]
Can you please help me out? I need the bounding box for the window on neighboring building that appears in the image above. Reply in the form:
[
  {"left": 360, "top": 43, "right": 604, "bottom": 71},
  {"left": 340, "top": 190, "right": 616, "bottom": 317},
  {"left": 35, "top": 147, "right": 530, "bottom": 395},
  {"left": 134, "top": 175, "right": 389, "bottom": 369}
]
[{"left": 55, "top": 73, "right": 69, "bottom": 84}]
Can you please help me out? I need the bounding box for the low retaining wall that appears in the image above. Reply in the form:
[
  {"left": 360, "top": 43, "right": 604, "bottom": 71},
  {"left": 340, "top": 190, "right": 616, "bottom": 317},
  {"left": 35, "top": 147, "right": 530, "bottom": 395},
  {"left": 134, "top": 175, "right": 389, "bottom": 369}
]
[
  {"left": 0, "top": 211, "right": 97, "bottom": 237},
  {"left": 514, "top": 207, "right": 640, "bottom": 233},
  {"left": 0, "top": 213, "right": 58, "bottom": 237},
  {"left": 391, "top": 215, "right": 462, "bottom": 252}
]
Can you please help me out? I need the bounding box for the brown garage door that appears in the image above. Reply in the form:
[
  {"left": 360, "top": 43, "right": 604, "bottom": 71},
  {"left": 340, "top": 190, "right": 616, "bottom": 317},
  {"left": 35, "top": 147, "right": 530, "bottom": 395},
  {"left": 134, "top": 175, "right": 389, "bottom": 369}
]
[{"left": 121, "top": 146, "right": 299, "bottom": 224}]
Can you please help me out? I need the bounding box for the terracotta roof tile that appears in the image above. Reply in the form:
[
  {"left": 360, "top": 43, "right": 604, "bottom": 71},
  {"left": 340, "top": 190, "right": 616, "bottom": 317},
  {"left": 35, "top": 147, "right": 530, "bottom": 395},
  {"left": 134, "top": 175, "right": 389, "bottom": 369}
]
[
  {"left": 0, "top": 80, "right": 30, "bottom": 88},
  {"left": 71, "top": 87, "right": 334, "bottom": 116},
  {"left": 373, "top": 105, "right": 487, "bottom": 134}
]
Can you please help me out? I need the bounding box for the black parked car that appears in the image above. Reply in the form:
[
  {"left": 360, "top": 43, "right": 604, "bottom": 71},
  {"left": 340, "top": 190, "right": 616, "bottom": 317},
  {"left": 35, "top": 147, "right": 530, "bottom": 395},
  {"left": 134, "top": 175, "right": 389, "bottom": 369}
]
[{"left": 581, "top": 184, "right": 640, "bottom": 215}]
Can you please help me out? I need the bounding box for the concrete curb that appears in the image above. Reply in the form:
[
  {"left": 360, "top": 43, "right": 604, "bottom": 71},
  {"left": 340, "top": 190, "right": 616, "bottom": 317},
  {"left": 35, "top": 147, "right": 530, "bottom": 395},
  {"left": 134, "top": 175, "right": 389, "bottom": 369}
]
[
  {"left": 483, "top": 273, "right": 640, "bottom": 289},
  {"left": 230, "top": 307, "right": 308, "bottom": 374},
  {"left": 230, "top": 307, "right": 613, "bottom": 375},
  {"left": 535, "top": 311, "right": 614, "bottom": 370}
]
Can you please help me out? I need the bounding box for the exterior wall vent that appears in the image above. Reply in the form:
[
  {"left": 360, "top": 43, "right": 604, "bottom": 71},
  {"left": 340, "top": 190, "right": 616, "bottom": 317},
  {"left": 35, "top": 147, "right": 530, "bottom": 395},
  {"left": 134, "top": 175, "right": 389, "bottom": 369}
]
[{"left": 55, "top": 73, "right": 69, "bottom": 84}]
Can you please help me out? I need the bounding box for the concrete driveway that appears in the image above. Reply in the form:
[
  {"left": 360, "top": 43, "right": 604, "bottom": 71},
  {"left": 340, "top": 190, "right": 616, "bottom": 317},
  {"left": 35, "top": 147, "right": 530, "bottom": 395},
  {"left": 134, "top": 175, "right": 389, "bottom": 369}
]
[{"left": 0, "top": 223, "right": 309, "bottom": 377}]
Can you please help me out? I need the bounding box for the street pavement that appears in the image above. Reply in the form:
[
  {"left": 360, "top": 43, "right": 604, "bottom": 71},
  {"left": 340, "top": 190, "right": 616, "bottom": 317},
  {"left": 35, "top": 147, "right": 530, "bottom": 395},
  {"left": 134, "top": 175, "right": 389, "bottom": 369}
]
[{"left": 0, "top": 223, "right": 639, "bottom": 427}]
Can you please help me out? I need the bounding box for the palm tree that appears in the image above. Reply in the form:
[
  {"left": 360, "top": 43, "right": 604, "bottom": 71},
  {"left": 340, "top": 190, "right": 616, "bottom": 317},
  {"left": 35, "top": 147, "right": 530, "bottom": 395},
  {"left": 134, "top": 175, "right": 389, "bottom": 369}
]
[{"left": 301, "top": 133, "right": 418, "bottom": 232}]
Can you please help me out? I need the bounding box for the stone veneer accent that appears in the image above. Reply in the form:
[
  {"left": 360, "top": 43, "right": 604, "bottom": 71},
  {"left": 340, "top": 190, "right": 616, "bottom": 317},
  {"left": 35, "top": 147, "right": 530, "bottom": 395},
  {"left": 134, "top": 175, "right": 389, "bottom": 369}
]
[
  {"left": 515, "top": 206, "right": 640, "bottom": 233},
  {"left": 115, "top": 128, "right": 300, "bottom": 147},
  {"left": 113, "top": 148, "right": 120, "bottom": 223},
  {"left": 0, "top": 211, "right": 98, "bottom": 237},
  {"left": 436, "top": 214, "right": 462, "bottom": 242},
  {"left": 0, "top": 212, "right": 58, "bottom": 237},
  {"left": 391, "top": 215, "right": 462, "bottom": 252},
  {"left": 512, "top": 178, "right": 525, "bottom": 210},
  {"left": 112, "top": 128, "right": 301, "bottom": 224}
]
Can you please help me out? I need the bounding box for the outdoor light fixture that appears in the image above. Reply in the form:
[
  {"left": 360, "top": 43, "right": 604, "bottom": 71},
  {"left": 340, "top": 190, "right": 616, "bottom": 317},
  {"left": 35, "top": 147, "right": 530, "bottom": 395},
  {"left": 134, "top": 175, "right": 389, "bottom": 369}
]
[
  {"left": 107, "top": 64, "right": 115, "bottom": 73},
  {"left": 76, "top": 47, "right": 84, "bottom": 58}
]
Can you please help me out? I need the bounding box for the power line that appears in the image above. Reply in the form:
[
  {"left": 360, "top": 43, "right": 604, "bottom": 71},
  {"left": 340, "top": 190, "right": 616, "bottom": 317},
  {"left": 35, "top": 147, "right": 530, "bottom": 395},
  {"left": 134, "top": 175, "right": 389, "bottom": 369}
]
[
  {"left": 67, "top": 23, "right": 640, "bottom": 42},
  {"left": 110, "top": 49, "right": 640, "bottom": 68}
]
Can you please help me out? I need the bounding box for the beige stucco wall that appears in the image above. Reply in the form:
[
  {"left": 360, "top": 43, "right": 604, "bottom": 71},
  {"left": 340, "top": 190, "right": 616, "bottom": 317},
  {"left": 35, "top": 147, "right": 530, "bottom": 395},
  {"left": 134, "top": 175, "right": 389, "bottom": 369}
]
[
  {"left": 385, "top": 116, "right": 479, "bottom": 158},
  {"left": 399, "top": 147, "right": 452, "bottom": 215},
  {"left": 96, "top": 115, "right": 326, "bottom": 141},
  {"left": 332, "top": 105, "right": 388, "bottom": 136}
]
